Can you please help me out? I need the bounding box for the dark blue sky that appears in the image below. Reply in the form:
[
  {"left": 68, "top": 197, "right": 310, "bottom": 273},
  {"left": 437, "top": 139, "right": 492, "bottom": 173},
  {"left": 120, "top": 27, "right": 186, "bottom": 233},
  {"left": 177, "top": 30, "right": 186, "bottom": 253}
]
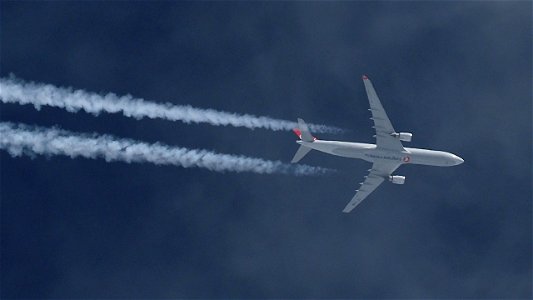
[{"left": 1, "top": 2, "right": 531, "bottom": 298}]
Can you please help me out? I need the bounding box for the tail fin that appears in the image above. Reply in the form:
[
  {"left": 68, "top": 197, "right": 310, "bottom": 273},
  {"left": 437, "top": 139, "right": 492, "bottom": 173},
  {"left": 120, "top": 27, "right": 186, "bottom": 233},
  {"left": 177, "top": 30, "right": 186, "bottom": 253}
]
[
  {"left": 294, "top": 118, "right": 316, "bottom": 142},
  {"left": 291, "top": 118, "right": 316, "bottom": 163}
]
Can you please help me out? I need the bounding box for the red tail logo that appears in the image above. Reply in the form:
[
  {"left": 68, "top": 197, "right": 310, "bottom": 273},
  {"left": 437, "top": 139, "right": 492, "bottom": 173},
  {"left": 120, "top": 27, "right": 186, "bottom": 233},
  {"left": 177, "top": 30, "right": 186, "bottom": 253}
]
[
  {"left": 293, "top": 128, "right": 317, "bottom": 141},
  {"left": 292, "top": 128, "right": 302, "bottom": 139}
]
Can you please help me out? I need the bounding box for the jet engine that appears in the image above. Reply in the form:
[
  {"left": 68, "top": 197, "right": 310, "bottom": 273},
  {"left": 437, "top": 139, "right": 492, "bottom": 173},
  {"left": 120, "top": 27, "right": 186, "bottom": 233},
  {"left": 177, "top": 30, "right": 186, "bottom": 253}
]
[
  {"left": 389, "top": 175, "right": 406, "bottom": 185},
  {"left": 392, "top": 132, "right": 412, "bottom": 142}
]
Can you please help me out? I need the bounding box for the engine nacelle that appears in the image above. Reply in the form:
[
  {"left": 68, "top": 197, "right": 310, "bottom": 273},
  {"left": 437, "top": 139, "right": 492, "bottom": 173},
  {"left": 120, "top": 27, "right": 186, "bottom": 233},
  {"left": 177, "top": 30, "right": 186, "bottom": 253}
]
[
  {"left": 392, "top": 132, "right": 412, "bottom": 142},
  {"left": 389, "top": 175, "right": 406, "bottom": 185}
]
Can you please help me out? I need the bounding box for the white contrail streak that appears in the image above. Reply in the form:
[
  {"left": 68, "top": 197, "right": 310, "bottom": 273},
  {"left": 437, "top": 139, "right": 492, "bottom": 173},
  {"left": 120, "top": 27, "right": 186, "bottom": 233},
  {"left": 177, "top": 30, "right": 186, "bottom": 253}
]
[
  {"left": 0, "top": 76, "right": 342, "bottom": 134},
  {"left": 0, "top": 122, "right": 331, "bottom": 176}
]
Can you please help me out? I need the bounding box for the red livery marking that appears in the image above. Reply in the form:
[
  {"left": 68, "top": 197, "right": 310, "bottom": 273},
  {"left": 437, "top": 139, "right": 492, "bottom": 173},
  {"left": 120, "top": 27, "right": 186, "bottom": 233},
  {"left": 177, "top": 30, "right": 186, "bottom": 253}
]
[
  {"left": 292, "top": 128, "right": 302, "bottom": 139},
  {"left": 403, "top": 156, "right": 411, "bottom": 163},
  {"left": 362, "top": 75, "right": 368, "bottom": 80}
]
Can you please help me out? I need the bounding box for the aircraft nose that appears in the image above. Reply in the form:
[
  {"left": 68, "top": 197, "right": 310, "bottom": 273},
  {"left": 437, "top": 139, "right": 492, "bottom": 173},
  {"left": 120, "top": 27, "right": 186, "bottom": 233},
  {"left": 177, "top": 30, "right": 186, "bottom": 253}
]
[{"left": 454, "top": 155, "right": 464, "bottom": 165}]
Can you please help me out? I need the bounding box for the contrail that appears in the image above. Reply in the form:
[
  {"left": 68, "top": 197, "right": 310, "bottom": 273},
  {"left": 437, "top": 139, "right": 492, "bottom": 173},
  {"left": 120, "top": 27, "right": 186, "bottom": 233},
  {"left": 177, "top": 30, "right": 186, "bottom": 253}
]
[
  {"left": 0, "top": 122, "right": 331, "bottom": 176},
  {"left": 0, "top": 76, "right": 342, "bottom": 134}
]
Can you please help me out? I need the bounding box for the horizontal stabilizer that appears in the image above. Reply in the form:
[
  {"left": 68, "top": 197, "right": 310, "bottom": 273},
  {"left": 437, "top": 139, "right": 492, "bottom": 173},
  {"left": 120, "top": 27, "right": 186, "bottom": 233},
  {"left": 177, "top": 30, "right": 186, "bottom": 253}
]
[{"left": 291, "top": 145, "right": 312, "bottom": 163}]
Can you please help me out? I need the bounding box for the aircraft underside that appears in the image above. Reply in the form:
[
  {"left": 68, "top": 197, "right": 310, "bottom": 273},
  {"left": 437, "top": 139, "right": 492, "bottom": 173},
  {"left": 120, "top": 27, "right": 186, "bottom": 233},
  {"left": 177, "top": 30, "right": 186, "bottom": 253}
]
[{"left": 291, "top": 76, "right": 463, "bottom": 213}]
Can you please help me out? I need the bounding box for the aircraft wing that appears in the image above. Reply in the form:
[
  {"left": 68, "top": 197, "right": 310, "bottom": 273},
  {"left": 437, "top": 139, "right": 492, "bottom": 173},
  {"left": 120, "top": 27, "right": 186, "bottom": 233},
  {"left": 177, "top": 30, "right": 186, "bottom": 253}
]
[
  {"left": 342, "top": 160, "right": 402, "bottom": 213},
  {"left": 362, "top": 75, "right": 405, "bottom": 152}
]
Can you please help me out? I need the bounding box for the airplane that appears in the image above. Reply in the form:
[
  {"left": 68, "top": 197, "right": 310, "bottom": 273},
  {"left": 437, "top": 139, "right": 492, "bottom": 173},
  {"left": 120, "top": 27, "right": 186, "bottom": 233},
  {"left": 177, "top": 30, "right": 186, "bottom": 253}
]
[{"left": 291, "top": 75, "right": 464, "bottom": 213}]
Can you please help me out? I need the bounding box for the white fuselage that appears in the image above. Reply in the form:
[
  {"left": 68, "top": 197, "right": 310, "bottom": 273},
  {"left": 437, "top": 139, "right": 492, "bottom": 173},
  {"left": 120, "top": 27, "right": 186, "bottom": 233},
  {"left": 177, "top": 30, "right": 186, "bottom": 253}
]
[{"left": 298, "top": 140, "right": 464, "bottom": 167}]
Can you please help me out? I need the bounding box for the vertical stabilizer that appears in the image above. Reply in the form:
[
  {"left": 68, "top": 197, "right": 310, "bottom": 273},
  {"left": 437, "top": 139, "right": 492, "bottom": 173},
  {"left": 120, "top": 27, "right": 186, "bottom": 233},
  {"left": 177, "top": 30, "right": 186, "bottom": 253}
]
[{"left": 296, "top": 118, "right": 315, "bottom": 142}]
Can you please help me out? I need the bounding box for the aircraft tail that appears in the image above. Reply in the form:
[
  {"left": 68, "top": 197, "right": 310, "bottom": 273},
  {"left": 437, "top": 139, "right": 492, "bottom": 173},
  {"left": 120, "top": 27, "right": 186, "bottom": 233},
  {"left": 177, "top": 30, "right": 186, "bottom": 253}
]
[
  {"left": 291, "top": 118, "right": 316, "bottom": 163},
  {"left": 293, "top": 118, "right": 316, "bottom": 142}
]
